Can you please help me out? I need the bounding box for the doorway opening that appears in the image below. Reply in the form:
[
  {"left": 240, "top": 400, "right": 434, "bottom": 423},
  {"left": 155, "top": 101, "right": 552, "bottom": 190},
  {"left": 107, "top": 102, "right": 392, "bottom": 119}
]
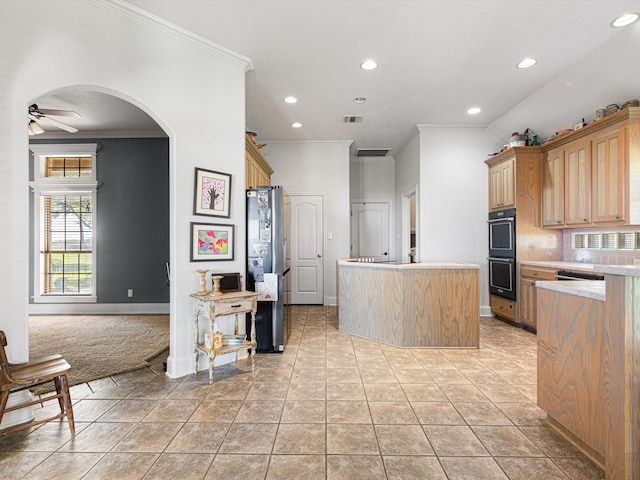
[
  {"left": 27, "top": 86, "right": 170, "bottom": 387},
  {"left": 402, "top": 188, "right": 418, "bottom": 263}
]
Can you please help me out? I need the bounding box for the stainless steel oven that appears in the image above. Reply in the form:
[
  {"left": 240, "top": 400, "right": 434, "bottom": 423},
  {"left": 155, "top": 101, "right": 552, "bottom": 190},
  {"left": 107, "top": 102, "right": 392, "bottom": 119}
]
[
  {"left": 488, "top": 256, "right": 516, "bottom": 300},
  {"left": 488, "top": 208, "right": 516, "bottom": 258}
]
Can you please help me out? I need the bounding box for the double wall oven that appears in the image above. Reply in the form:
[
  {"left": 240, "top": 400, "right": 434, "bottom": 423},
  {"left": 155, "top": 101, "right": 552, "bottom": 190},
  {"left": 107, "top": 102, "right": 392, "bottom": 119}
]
[{"left": 488, "top": 208, "right": 516, "bottom": 300}]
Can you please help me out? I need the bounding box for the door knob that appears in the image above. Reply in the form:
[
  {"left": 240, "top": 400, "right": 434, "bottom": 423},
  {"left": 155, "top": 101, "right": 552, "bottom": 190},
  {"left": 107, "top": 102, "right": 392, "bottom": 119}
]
[{"left": 317, "top": 253, "right": 322, "bottom": 258}]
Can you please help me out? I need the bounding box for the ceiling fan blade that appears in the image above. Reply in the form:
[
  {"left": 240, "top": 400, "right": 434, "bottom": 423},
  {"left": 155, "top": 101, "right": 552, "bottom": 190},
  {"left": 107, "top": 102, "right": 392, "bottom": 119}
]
[
  {"left": 37, "top": 107, "right": 81, "bottom": 118},
  {"left": 37, "top": 115, "right": 79, "bottom": 133}
]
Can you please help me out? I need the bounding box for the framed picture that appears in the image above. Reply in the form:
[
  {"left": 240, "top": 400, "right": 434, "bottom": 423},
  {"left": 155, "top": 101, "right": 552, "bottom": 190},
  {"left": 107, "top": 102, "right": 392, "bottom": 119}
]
[
  {"left": 194, "top": 167, "right": 231, "bottom": 217},
  {"left": 190, "top": 222, "right": 234, "bottom": 262}
]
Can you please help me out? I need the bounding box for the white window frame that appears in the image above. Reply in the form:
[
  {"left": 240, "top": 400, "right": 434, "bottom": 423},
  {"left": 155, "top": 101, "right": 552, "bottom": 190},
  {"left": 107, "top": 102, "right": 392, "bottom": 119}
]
[{"left": 29, "top": 144, "right": 100, "bottom": 303}]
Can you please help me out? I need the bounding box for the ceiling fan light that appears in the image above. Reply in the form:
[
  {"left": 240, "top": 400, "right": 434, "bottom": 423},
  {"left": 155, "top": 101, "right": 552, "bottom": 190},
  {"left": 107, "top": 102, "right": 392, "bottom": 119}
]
[{"left": 28, "top": 120, "right": 44, "bottom": 136}]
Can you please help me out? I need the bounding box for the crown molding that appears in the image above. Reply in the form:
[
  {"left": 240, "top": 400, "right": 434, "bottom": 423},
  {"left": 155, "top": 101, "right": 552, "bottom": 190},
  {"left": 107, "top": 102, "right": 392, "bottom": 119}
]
[{"left": 85, "top": 0, "right": 254, "bottom": 72}]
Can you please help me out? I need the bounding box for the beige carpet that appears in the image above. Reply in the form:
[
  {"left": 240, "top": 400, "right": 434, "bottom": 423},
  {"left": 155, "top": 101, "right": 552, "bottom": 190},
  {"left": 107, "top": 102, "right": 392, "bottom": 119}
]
[{"left": 29, "top": 315, "right": 169, "bottom": 393}]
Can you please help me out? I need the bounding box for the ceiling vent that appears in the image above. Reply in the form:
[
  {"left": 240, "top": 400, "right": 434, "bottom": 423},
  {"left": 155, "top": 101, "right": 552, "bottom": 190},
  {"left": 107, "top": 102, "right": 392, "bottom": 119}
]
[
  {"left": 342, "top": 115, "right": 364, "bottom": 123},
  {"left": 355, "top": 148, "right": 392, "bottom": 157}
]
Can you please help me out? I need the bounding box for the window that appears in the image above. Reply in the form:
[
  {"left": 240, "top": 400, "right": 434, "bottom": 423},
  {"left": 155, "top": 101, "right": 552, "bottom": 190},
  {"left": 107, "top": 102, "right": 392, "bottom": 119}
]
[{"left": 30, "top": 144, "right": 99, "bottom": 303}]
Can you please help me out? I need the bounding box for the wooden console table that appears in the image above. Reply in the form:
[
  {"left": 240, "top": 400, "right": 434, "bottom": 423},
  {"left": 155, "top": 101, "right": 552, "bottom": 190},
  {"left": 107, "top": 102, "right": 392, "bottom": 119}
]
[{"left": 191, "top": 290, "right": 259, "bottom": 384}]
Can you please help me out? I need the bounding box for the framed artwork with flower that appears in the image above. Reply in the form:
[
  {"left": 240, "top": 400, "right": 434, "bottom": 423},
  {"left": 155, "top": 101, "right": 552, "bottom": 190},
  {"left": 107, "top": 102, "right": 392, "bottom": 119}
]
[
  {"left": 194, "top": 167, "right": 231, "bottom": 218},
  {"left": 190, "top": 222, "right": 234, "bottom": 261}
]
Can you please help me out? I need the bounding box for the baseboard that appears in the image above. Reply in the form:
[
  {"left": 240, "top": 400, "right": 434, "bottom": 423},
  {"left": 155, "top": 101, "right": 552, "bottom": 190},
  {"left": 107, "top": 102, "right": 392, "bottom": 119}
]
[
  {"left": 28, "top": 303, "right": 170, "bottom": 315},
  {"left": 480, "top": 305, "right": 493, "bottom": 317}
]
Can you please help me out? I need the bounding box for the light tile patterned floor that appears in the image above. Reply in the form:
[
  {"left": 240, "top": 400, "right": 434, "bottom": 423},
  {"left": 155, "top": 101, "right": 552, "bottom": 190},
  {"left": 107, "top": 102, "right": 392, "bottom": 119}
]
[{"left": 0, "top": 306, "right": 605, "bottom": 479}]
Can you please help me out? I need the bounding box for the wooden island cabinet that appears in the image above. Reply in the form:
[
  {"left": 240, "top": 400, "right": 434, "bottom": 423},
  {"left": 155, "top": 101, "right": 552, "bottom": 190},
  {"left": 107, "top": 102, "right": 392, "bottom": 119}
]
[
  {"left": 536, "top": 265, "right": 640, "bottom": 480},
  {"left": 337, "top": 260, "right": 479, "bottom": 348}
]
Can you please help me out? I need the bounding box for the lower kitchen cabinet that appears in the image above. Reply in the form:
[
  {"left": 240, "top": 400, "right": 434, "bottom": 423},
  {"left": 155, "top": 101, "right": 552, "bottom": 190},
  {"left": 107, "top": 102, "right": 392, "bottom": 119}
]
[
  {"left": 489, "top": 294, "right": 515, "bottom": 323},
  {"left": 519, "top": 266, "right": 557, "bottom": 329}
]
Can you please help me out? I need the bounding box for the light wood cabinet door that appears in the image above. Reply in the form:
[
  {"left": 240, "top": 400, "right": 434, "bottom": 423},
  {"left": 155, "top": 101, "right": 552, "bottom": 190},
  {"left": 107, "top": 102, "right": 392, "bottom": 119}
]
[
  {"left": 592, "top": 125, "right": 626, "bottom": 223},
  {"left": 519, "top": 266, "right": 556, "bottom": 329},
  {"left": 564, "top": 140, "right": 591, "bottom": 225},
  {"left": 519, "top": 278, "right": 536, "bottom": 328},
  {"left": 489, "top": 157, "right": 515, "bottom": 211},
  {"left": 542, "top": 149, "right": 564, "bottom": 226}
]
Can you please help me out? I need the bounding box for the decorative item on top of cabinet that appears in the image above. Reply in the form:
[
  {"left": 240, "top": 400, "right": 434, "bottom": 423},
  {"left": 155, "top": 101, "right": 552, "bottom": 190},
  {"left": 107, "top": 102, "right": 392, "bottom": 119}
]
[
  {"left": 541, "top": 107, "right": 639, "bottom": 228},
  {"left": 245, "top": 132, "right": 274, "bottom": 190}
]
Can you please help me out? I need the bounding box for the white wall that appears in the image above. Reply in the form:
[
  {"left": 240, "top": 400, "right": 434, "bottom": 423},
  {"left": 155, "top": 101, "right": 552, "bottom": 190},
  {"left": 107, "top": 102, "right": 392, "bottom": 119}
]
[
  {"left": 350, "top": 156, "right": 396, "bottom": 260},
  {"left": 0, "top": 0, "right": 249, "bottom": 398},
  {"left": 394, "top": 131, "right": 420, "bottom": 261},
  {"left": 418, "top": 126, "right": 499, "bottom": 314},
  {"left": 263, "top": 141, "right": 351, "bottom": 305}
]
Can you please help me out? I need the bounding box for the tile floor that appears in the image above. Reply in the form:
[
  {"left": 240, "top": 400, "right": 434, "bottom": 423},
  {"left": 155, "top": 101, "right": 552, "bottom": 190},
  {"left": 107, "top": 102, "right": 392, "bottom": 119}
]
[{"left": 0, "top": 306, "right": 605, "bottom": 479}]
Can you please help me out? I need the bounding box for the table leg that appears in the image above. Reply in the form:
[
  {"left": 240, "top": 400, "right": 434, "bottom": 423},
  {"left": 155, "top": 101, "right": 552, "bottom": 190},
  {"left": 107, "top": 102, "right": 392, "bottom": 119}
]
[
  {"left": 250, "top": 309, "right": 256, "bottom": 372},
  {"left": 194, "top": 307, "right": 200, "bottom": 375},
  {"left": 208, "top": 351, "right": 215, "bottom": 385}
]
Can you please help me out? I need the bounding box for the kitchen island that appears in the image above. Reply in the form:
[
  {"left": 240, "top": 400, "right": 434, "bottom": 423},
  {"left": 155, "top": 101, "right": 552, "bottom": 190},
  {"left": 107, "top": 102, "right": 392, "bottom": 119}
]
[
  {"left": 337, "top": 259, "right": 479, "bottom": 348},
  {"left": 536, "top": 265, "right": 640, "bottom": 480}
]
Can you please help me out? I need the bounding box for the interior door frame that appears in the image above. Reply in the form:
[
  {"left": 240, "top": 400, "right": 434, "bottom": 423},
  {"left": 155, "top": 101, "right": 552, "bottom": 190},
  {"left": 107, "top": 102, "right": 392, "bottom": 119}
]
[
  {"left": 288, "top": 192, "right": 326, "bottom": 305},
  {"left": 401, "top": 186, "right": 419, "bottom": 263}
]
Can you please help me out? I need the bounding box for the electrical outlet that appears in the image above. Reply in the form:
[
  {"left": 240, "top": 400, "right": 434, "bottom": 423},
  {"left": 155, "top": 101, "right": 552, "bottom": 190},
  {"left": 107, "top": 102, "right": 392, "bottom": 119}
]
[{"left": 127, "top": 289, "right": 134, "bottom": 298}]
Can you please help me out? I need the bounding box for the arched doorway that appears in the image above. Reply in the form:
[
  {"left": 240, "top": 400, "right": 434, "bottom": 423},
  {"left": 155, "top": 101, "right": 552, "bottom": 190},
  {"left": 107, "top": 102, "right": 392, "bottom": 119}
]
[{"left": 27, "top": 86, "right": 172, "bottom": 386}]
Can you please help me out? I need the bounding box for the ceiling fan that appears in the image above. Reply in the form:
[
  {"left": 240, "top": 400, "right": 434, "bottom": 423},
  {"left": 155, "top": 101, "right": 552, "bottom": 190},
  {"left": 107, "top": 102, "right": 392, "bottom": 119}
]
[{"left": 28, "top": 103, "right": 80, "bottom": 135}]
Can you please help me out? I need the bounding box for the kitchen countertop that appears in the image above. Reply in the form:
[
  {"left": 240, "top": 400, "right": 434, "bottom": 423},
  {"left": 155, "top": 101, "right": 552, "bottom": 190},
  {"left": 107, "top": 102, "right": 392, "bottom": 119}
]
[
  {"left": 536, "top": 280, "right": 605, "bottom": 301},
  {"left": 337, "top": 259, "right": 479, "bottom": 270},
  {"left": 520, "top": 260, "right": 640, "bottom": 277},
  {"left": 519, "top": 260, "right": 603, "bottom": 272}
]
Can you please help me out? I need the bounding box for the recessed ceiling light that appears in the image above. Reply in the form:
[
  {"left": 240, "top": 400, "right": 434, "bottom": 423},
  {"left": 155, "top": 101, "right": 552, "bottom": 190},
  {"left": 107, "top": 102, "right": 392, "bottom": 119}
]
[
  {"left": 284, "top": 96, "right": 297, "bottom": 104},
  {"left": 612, "top": 13, "right": 638, "bottom": 27},
  {"left": 467, "top": 107, "right": 481, "bottom": 115},
  {"left": 353, "top": 97, "right": 367, "bottom": 104},
  {"left": 360, "top": 59, "right": 378, "bottom": 71},
  {"left": 517, "top": 58, "right": 537, "bottom": 69},
  {"left": 291, "top": 122, "right": 302, "bottom": 128}
]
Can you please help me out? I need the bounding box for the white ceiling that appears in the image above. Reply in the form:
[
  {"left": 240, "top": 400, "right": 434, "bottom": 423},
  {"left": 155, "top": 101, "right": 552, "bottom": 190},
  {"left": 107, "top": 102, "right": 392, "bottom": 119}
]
[{"left": 34, "top": 0, "right": 640, "bottom": 155}]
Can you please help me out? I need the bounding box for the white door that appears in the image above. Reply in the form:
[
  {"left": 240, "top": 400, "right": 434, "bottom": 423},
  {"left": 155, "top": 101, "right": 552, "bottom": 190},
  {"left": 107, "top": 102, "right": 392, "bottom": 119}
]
[
  {"left": 351, "top": 202, "right": 390, "bottom": 261},
  {"left": 290, "top": 194, "right": 324, "bottom": 304}
]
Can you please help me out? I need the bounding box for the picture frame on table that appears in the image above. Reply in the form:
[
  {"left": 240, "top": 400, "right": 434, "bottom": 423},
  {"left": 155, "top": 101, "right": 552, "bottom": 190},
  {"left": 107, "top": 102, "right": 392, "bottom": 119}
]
[
  {"left": 190, "top": 222, "right": 234, "bottom": 262},
  {"left": 194, "top": 167, "right": 231, "bottom": 218}
]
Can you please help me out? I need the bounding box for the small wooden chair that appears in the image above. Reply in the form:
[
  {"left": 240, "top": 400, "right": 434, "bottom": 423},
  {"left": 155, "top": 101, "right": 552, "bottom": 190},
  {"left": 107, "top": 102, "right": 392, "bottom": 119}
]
[{"left": 0, "top": 330, "right": 75, "bottom": 435}]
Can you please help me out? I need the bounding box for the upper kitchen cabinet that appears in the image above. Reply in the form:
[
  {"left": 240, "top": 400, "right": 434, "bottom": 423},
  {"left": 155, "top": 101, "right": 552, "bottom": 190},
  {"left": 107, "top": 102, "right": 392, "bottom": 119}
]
[
  {"left": 564, "top": 139, "right": 591, "bottom": 226},
  {"left": 541, "top": 107, "right": 640, "bottom": 228},
  {"left": 488, "top": 156, "right": 515, "bottom": 211},
  {"left": 245, "top": 132, "right": 273, "bottom": 189},
  {"left": 486, "top": 147, "right": 540, "bottom": 215},
  {"left": 592, "top": 123, "right": 626, "bottom": 224},
  {"left": 542, "top": 147, "right": 564, "bottom": 227}
]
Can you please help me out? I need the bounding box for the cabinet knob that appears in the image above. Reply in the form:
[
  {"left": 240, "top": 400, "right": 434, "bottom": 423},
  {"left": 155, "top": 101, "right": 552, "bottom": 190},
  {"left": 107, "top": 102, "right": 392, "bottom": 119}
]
[
  {"left": 533, "top": 272, "right": 538, "bottom": 276},
  {"left": 557, "top": 220, "right": 562, "bottom": 224},
  {"left": 616, "top": 215, "right": 620, "bottom": 219}
]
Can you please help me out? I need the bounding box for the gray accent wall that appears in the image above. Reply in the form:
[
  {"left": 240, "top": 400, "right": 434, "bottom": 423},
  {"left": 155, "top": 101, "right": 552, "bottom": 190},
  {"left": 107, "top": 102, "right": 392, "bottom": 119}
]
[{"left": 29, "top": 138, "right": 169, "bottom": 305}]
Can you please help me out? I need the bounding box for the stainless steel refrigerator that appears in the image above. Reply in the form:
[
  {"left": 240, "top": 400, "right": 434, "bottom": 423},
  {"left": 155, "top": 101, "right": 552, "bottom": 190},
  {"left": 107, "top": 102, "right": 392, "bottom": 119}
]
[{"left": 246, "top": 186, "right": 290, "bottom": 353}]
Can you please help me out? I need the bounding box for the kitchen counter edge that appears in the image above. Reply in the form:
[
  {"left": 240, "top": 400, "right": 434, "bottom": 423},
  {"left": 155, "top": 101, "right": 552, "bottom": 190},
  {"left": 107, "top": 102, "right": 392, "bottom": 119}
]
[{"left": 337, "top": 259, "right": 479, "bottom": 270}]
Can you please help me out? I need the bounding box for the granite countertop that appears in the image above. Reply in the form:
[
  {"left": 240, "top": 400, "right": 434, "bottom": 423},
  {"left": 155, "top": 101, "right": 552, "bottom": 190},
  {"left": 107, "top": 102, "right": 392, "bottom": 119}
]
[{"left": 536, "top": 280, "right": 606, "bottom": 301}]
